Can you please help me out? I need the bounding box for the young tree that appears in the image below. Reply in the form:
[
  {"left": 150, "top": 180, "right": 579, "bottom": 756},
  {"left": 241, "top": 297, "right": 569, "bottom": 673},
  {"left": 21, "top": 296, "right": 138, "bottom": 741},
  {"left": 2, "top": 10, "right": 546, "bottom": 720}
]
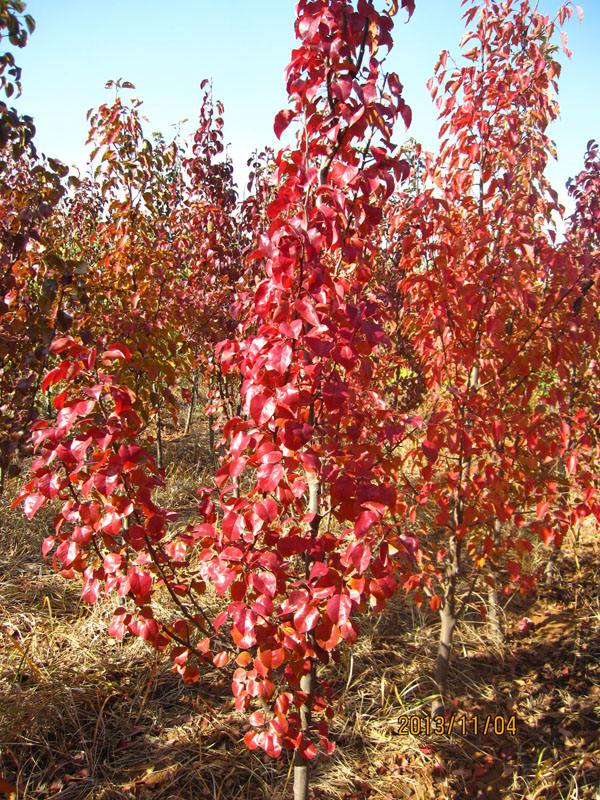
[
  {"left": 0, "top": 0, "right": 35, "bottom": 157},
  {"left": 16, "top": 3, "right": 418, "bottom": 799},
  {"left": 0, "top": 138, "right": 81, "bottom": 492},
  {"left": 387, "top": 0, "right": 598, "bottom": 713},
  {"left": 205, "top": 2, "right": 416, "bottom": 793},
  {"left": 172, "top": 83, "right": 246, "bottom": 440}
]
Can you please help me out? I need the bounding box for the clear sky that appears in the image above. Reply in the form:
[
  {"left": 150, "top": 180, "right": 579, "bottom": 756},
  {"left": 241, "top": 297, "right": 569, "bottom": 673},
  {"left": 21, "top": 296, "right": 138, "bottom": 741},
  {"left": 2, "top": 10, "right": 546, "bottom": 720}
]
[{"left": 13, "top": 1, "right": 600, "bottom": 205}]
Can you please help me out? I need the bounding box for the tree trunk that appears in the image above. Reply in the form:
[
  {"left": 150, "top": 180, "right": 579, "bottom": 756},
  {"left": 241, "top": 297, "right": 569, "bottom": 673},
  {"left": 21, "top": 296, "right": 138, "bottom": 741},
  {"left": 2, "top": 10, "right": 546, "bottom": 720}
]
[
  {"left": 546, "top": 455, "right": 568, "bottom": 586},
  {"left": 487, "top": 520, "right": 504, "bottom": 642},
  {"left": 431, "top": 362, "right": 477, "bottom": 715},
  {"left": 544, "top": 547, "right": 558, "bottom": 586},
  {"left": 208, "top": 413, "right": 215, "bottom": 457},
  {"left": 432, "top": 600, "right": 456, "bottom": 718},
  {"left": 487, "top": 584, "right": 503, "bottom": 643},
  {"left": 155, "top": 408, "right": 164, "bottom": 471},
  {"left": 432, "top": 534, "right": 461, "bottom": 718},
  {"left": 184, "top": 401, "right": 193, "bottom": 437},
  {"left": 294, "top": 665, "right": 315, "bottom": 800},
  {"left": 184, "top": 369, "right": 199, "bottom": 435},
  {"left": 294, "top": 470, "right": 320, "bottom": 800}
]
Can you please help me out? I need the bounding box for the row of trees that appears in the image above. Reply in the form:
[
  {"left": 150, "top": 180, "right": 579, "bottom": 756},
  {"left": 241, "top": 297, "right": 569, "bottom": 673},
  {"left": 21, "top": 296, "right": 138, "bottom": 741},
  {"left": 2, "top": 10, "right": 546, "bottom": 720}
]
[{"left": 3, "top": 0, "right": 598, "bottom": 797}]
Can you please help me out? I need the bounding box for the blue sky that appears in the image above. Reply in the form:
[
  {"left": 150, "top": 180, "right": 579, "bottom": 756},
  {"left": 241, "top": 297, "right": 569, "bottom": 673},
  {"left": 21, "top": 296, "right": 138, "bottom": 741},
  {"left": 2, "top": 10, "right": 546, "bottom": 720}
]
[{"left": 13, "top": 1, "right": 600, "bottom": 205}]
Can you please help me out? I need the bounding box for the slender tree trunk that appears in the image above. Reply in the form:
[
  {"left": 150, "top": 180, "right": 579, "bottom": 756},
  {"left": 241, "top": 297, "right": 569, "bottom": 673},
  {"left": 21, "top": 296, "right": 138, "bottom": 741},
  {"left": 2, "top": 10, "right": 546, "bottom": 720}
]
[
  {"left": 155, "top": 407, "right": 164, "bottom": 470},
  {"left": 432, "top": 537, "right": 460, "bottom": 718},
  {"left": 432, "top": 597, "right": 457, "bottom": 718},
  {"left": 294, "top": 663, "right": 315, "bottom": 800},
  {"left": 573, "top": 522, "right": 582, "bottom": 572},
  {"left": 184, "top": 400, "right": 194, "bottom": 437},
  {"left": 546, "top": 455, "right": 567, "bottom": 586},
  {"left": 208, "top": 413, "right": 215, "bottom": 456},
  {"left": 294, "top": 470, "right": 320, "bottom": 800},
  {"left": 544, "top": 547, "right": 558, "bottom": 586},
  {"left": 184, "top": 369, "right": 199, "bottom": 435},
  {"left": 487, "top": 519, "right": 504, "bottom": 642},
  {"left": 432, "top": 361, "right": 479, "bottom": 715}
]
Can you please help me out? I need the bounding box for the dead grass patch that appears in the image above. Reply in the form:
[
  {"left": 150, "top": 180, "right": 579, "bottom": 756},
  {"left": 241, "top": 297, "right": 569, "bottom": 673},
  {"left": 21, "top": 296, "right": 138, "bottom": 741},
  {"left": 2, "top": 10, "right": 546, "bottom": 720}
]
[{"left": 1, "top": 417, "right": 598, "bottom": 799}]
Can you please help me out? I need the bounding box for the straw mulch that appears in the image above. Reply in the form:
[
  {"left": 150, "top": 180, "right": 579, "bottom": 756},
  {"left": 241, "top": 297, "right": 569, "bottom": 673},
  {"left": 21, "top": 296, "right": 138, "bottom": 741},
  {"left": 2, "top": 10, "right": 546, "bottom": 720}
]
[{"left": 1, "top": 418, "right": 598, "bottom": 799}]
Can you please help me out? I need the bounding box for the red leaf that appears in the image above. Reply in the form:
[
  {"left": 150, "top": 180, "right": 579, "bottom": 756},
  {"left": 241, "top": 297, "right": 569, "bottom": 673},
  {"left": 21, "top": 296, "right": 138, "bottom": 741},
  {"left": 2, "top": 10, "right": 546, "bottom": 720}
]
[
  {"left": 302, "top": 740, "right": 318, "bottom": 760},
  {"left": 399, "top": 101, "right": 412, "bottom": 129},
  {"left": 81, "top": 574, "right": 100, "bottom": 604},
  {"left": 41, "top": 365, "right": 66, "bottom": 393},
  {"left": 23, "top": 493, "right": 46, "bottom": 520},
  {"left": 108, "top": 609, "right": 130, "bottom": 640},
  {"left": 255, "top": 498, "right": 278, "bottom": 523},
  {"left": 102, "top": 344, "right": 131, "bottom": 361},
  {"left": 257, "top": 462, "right": 284, "bottom": 493},
  {"left": 326, "top": 594, "right": 352, "bottom": 626},
  {"left": 354, "top": 509, "right": 379, "bottom": 537},
  {"left": 250, "top": 393, "right": 276, "bottom": 425},
  {"left": 315, "top": 619, "right": 341, "bottom": 650},
  {"left": 536, "top": 500, "right": 549, "bottom": 519},
  {"left": 263, "top": 732, "right": 283, "bottom": 758},
  {"left": 136, "top": 614, "right": 160, "bottom": 642},
  {"left": 422, "top": 440, "right": 439, "bottom": 461},
  {"left": 274, "top": 108, "right": 295, "bottom": 139},
  {"left": 346, "top": 541, "right": 372, "bottom": 573},
  {"left": 42, "top": 536, "right": 55, "bottom": 558},
  {"left": 294, "top": 298, "right": 320, "bottom": 326},
  {"left": 267, "top": 343, "right": 293, "bottom": 374},
  {"left": 252, "top": 571, "right": 277, "bottom": 597},
  {"left": 275, "top": 693, "right": 291, "bottom": 715},
  {"left": 249, "top": 710, "right": 266, "bottom": 727},
  {"left": 103, "top": 553, "right": 123, "bottom": 574},
  {"left": 55, "top": 540, "right": 79, "bottom": 567},
  {"left": 221, "top": 545, "right": 244, "bottom": 561},
  {"left": 244, "top": 730, "right": 259, "bottom": 750},
  {"left": 213, "top": 611, "right": 228, "bottom": 631},
  {"left": 293, "top": 604, "right": 319, "bottom": 633},
  {"left": 49, "top": 336, "right": 75, "bottom": 354},
  {"left": 401, "top": 0, "right": 415, "bottom": 19},
  {"left": 213, "top": 651, "right": 231, "bottom": 668}
]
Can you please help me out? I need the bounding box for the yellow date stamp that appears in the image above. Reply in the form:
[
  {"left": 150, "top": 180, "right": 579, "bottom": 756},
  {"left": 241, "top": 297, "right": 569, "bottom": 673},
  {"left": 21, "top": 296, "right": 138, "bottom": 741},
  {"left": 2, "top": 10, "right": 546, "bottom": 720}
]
[{"left": 397, "top": 714, "right": 517, "bottom": 737}]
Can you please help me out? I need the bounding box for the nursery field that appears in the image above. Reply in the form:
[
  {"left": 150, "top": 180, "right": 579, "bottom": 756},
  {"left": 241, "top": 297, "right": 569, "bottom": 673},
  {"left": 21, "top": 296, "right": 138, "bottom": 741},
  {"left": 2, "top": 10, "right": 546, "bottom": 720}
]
[
  {"left": 0, "top": 0, "right": 598, "bottom": 798},
  {"left": 1, "top": 413, "right": 599, "bottom": 800}
]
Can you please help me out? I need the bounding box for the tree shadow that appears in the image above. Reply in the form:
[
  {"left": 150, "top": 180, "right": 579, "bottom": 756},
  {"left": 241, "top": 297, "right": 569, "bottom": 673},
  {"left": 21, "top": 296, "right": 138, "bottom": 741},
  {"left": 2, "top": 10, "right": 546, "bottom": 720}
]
[
  {"left": 430, "top": 558, "right": 600, "bottom": 799},
  {"left": 1, "top": 653, "right": 288, "bottom": 799}
]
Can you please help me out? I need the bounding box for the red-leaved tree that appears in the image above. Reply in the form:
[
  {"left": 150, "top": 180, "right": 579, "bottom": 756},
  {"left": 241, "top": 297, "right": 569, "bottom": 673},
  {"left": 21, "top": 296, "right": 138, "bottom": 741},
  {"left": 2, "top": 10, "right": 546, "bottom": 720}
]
[
  {"left": 15, "top": 3, "right": 419, "bottom": 799},
  {"left": 385, "top": 0, "right": 598, "bottom": 712}
]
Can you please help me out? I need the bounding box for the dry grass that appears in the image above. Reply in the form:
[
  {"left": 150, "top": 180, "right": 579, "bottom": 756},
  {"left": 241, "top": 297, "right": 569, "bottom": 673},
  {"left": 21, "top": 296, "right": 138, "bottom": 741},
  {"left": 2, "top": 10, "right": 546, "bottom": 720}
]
[{"left": 1, "top": 414, "right": 598, "bottom": 799}]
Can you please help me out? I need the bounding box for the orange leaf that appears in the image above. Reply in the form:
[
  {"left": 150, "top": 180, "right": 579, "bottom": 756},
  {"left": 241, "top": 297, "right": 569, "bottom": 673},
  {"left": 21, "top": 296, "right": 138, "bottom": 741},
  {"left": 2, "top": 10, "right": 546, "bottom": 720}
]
[{"left": 0, "top": 778, "right": 16, "bottom": 797}]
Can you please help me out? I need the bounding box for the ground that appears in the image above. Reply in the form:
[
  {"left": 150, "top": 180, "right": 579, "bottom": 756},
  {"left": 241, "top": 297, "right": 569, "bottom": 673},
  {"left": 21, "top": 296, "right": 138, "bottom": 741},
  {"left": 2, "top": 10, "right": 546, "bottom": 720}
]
[{"left": 1, "top": 417, "right": 598, "bottom": 800}]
